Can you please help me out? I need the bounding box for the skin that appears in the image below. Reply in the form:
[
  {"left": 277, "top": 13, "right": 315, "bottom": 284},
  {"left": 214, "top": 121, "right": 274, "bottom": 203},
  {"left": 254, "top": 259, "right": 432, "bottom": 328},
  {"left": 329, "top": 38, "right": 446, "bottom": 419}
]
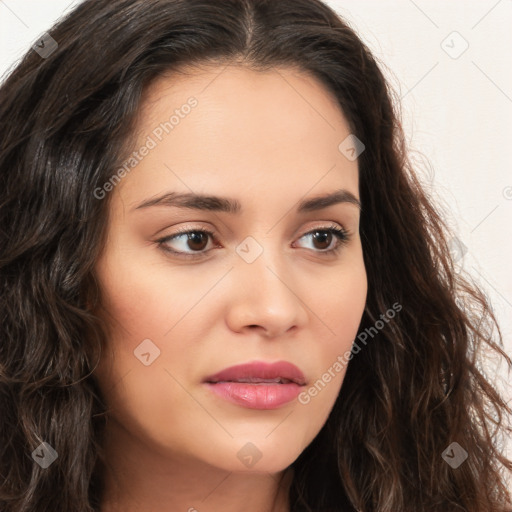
[{"left": 93, "top": 64, "right": 367, "bottom": 512}]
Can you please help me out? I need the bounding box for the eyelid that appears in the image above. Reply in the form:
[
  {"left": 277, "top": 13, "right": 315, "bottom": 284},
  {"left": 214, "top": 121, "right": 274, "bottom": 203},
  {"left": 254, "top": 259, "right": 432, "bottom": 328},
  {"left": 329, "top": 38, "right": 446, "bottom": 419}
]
[
  {"left": 155, "top": 223, "right": 350, "bottom": 259},
  {"left": 155, "top": 225, "right": 220, "bottom": 259}
]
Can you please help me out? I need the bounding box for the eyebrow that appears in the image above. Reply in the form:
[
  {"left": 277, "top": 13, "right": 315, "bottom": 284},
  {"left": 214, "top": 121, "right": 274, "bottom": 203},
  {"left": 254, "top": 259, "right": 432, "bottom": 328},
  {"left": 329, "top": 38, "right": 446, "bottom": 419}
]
[{"left": 132, "top": 188, "right": 361, "bottom": 213}]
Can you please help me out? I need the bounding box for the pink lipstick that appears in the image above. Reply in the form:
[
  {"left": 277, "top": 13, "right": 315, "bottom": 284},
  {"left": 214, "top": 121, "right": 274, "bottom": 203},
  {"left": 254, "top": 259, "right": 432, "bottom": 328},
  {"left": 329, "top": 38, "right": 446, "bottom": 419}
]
[{"left": 203, "top": 360, "right": 306, "bottom": 410}]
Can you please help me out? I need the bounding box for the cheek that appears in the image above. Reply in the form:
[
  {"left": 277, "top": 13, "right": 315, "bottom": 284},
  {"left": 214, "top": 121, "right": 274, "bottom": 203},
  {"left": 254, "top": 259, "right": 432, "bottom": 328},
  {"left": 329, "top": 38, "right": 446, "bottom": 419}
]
[
  {"left": 310, "top": 253, "right": 367, "bottom": 352},
  {"left": 95, "top": 244, "right": 222, "bottom": 341},
  {"left": 91, "top": 251, "right": 211, "bottom": 454},
  {"left": 92, "top": 247, "right": 228, "bottom": 413},
  {"left": 297, "top": 257, "right": 367, "bottom": 420}
]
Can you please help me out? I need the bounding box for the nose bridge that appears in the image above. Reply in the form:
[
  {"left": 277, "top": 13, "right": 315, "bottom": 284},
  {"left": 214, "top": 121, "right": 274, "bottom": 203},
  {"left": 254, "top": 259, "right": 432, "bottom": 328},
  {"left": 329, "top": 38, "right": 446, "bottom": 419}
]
[
  {"left": 227, "top": 232, "right": 308, "bottom": 335},
  {"left": 236, "top": 233, "right": 289, "bottom": 293}
]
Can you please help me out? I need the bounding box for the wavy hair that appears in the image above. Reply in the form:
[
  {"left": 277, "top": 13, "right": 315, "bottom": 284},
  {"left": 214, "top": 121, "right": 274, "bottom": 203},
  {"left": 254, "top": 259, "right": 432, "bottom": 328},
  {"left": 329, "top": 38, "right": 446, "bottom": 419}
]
[{"left": 0, "top": 0, "right": 511, "bottom": 511}]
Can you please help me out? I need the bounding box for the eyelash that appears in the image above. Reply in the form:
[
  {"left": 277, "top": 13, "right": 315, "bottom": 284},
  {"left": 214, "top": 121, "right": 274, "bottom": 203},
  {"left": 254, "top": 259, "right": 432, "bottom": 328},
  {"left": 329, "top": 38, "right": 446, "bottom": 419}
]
[{"left": 156, "top": 224, "right": 350, "bottom": 260}]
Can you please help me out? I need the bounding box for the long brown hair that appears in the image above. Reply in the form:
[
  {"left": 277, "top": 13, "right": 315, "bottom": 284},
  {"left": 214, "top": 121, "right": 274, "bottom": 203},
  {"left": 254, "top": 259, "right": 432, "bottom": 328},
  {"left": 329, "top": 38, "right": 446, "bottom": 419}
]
[{"left": 0, "top": 1, "right": 510, "bottom": 511}]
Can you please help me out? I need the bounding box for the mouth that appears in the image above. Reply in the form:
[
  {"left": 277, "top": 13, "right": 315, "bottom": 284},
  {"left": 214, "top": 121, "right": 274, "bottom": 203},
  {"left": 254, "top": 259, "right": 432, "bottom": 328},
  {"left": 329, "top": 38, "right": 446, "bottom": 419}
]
[
  {"left": 206, "top": 377, "right": 300, "bottom": 385},
  {"left": 203, "top": 360, "right": 306, "bottom": 410}
]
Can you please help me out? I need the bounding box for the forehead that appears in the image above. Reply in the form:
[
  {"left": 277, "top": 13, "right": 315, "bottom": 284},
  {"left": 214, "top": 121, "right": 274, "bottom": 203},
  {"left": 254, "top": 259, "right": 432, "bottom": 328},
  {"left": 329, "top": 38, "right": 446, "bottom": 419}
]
[
  {"left": 116, "top": 64, "right": 359, "bottom": 208},
  {"left": 139, "top": 63, "right": 350, "bottom": 140}
]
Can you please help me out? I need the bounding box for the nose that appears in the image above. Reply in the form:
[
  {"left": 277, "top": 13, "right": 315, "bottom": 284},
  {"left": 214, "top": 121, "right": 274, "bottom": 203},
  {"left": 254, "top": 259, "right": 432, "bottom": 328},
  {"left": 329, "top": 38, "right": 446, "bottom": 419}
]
[{"left": 225, "top": 242, "right": 309, "bottom": 338}]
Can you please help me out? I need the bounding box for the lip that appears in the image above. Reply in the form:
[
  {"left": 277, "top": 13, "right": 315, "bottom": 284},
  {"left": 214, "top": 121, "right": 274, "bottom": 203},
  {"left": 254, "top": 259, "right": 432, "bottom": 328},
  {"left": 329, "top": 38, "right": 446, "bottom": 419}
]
[{"left": 203, "top": 360, "right": 306, "bottom": 410}]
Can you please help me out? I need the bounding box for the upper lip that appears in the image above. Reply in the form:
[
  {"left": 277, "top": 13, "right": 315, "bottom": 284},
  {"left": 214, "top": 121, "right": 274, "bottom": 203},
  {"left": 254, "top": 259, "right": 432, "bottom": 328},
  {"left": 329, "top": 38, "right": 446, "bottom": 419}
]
[{"left": 203, "top": 360, "right": 306, "bottom": 386}]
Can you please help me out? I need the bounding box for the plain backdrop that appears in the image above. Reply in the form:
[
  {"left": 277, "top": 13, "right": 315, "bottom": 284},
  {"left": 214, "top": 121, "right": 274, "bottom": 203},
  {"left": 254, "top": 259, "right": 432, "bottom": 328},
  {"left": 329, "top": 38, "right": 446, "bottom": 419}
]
[{"left": 1, "top": 0, "right": 511, "bottom": 463}]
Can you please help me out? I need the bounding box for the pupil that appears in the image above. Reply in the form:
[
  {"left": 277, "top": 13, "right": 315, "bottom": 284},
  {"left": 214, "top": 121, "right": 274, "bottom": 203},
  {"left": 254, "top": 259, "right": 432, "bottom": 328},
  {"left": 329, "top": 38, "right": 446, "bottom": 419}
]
[
  {"left": 188, "top": 232, "right": 208, "bottom": 250},
  {"left": 314, "top": 231, "right": 331, "bottom": 250}
]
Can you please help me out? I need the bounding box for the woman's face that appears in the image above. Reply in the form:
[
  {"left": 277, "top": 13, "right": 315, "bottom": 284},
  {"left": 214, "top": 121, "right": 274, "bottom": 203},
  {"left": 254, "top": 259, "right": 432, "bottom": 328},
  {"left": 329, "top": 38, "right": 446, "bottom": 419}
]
[{"left": 93, "top": 64, "right": 367, "bottom": 474}]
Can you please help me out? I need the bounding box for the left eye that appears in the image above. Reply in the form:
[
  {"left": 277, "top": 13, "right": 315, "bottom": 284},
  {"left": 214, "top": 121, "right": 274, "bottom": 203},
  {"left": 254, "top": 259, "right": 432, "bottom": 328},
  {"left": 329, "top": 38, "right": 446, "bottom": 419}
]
[
  {"left": 157, "top": 225, "right": 349, "bottom": 258},
  {"left": 295, "top": 226, "right": 349, "bottom": 252}
]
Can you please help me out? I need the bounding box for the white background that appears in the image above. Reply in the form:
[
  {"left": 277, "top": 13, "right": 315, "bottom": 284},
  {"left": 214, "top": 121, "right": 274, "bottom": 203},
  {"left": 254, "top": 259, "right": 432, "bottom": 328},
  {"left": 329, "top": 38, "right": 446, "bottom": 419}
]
[{"left": 1, "top": 0, "right": 511, "bottom": 466}]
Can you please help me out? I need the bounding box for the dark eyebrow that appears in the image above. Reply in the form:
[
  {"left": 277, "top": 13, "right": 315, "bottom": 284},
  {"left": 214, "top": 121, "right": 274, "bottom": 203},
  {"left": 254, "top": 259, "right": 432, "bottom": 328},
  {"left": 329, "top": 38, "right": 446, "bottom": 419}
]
[
  {"left": 132, "top": 188, "right": 361, "bottom": 213},
  {"left": 298, "top": 189, "right": 361, "bottom": 212},
  {"left": 133, "top": 191, "right": 241, "bottom": 213}
]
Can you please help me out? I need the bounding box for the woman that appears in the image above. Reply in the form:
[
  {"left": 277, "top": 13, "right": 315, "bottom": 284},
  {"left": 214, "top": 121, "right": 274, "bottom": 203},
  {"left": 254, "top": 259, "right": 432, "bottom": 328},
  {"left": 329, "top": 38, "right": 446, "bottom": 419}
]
[{"left": 0, "top": 0, "right": 510, "bottom": 511}]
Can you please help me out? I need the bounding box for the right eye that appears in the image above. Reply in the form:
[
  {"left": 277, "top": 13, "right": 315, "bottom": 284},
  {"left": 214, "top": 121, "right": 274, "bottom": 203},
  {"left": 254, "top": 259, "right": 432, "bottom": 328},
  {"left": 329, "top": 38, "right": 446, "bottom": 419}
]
[{"left": 156, "top": 228, "right": 219, "bottom": 259}]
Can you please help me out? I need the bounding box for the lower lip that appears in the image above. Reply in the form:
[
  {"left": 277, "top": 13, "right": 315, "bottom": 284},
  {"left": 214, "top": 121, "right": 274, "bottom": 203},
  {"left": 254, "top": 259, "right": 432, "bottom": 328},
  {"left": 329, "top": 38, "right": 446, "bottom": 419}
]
[{"left": 204, "top": 382, "right": 303, "bottom": 409}]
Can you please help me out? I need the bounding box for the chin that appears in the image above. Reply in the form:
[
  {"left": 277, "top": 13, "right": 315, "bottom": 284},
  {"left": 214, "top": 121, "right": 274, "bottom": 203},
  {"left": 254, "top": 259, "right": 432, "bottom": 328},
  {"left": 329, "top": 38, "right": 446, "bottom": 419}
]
[{"left": 222, "top": 437, "right": 305, "bottom": 474}]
